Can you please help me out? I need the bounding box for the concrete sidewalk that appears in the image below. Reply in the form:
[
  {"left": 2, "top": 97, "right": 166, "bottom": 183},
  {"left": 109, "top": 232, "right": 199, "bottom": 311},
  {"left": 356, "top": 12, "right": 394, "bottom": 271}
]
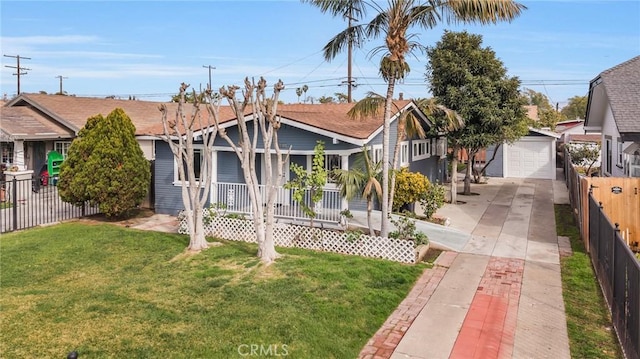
[{"left": 360, "top": 173, "right": 572, "bottom": 359}]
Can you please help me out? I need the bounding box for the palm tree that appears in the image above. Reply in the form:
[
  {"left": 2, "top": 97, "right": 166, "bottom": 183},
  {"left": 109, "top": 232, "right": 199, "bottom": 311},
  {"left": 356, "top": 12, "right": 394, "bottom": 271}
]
[
  {"left": 332, "top": 148, "right": 382, "bottom": 236},
  {"left": 304, "top": 0, "right": 525, "bottom": 237},
  {"left": 347, "top": 92, "right": 426, "bottom": 212},
  {"left": 296, "top": 87, "right": 303, "bottom": 103}
]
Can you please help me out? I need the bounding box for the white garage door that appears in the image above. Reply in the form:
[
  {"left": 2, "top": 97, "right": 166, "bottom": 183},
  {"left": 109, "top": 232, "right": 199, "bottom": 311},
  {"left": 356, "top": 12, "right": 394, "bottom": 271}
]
[{"left": 506, "top": 138, "right": 554, "bottom": 179}]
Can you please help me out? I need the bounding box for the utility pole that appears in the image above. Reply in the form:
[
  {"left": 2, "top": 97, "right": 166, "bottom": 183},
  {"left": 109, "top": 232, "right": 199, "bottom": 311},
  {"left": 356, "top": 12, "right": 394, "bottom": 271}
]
[
  {"left": 55, "top": 75, "right": 68, "bottom": 94},
  {"left": 4, "top": 54, "right": 31, "bottom": 95},
  {"left": 202, "top": 65, "right": 215, "bottom": 90},
  {"left": 346, "top": 9, "right": 354, "bottom": 103}
]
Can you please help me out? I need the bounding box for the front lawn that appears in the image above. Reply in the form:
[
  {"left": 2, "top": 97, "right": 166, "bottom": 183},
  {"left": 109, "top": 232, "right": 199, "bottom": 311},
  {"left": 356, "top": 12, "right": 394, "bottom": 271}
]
[{"left": 0, "top": 223, "right": 425, "bottom": 358}]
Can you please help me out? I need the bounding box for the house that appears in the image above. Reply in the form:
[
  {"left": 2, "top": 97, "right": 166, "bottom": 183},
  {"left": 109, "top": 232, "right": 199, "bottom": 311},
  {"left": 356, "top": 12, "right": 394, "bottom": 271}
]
[
  {"left": 1, "top": 94, "right": 173, "bottom": 172},
  {"left": 584, "top": 56, "right": 640, "bottom": 177},
  {"left": 153, "top": 100, "right": 448, "bottom": 220},
  {"left": 0, "top": 94, "right": 177, "bottom": 207},
  {"left": 484, "top": 127, "right": 561, "bottom": 180},
  {"left": 556, "top": 119, "right": 588, "bottom": 144},
  {"left": 1, "top": 94, "right": 447, "bottom": 221}
]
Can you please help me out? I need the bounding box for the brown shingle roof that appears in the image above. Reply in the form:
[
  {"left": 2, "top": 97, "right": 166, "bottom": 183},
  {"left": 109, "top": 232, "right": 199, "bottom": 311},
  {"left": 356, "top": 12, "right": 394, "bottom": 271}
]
[
  {"left": 599, "top": 56, "right": 640, "bottom": 134},
  {"left": 276, "top": 100, "right": 413, "bottom": 140},
  {"left": 566, "top": 134, "right": 601, "bottom": 143},
  {"left": 0, "top": 106, "right": 74, "bottom": 140},
  {"left": 11, "top": 94, "right": 239, "bottom": 136},
  {"left": 9, "top": 94, "right": 414, "bottom": 140}
]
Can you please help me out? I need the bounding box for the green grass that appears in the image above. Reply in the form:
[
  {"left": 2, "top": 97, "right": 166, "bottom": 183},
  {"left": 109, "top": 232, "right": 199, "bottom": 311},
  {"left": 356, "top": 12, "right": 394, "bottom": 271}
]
[
  {"left": 0, "top": 223, "right": 426, "bottom": 358},
  {"left": 556, "top": 204, "right": 623, "bottom": 359}
]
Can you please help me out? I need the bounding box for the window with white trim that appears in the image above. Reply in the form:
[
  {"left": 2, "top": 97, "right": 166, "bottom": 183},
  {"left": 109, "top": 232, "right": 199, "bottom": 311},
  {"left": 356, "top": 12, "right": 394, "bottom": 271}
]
[
  {"left": 1, "top": 142, "right": 14, "bottom": 164},
  {"left": 412, "top": 139, "right": 429, "bottom": 161},
  {"left": 175, "top": 148, "right": 203, "bottom": 182},
  {"left": 400, "top": 141, "right": 409, "bottom": 167},
  {"left": 605, "top": 138, "right": 612, "bottom": 174},
  {"left": 369, "top": 145, "right": 383, "bottom": 164},
  {"left": 54, "top": 141, "right": 72, "bottom": 159},
  {"left": 617, "top": 138, "right": 623, "bottom": 167}
]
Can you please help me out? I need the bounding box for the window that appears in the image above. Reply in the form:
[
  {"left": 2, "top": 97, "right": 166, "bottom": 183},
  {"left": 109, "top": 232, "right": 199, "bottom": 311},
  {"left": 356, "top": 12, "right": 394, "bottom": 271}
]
[
  {"left": 400, "top": 141, "right": 409, "bottom": 167},
  {"left": 1, "top": 142, "right": 14, "bottom": 163},
  {"left": 54, "top": 141, "right": 72, "bottom": 159},
  {"left": 370, "top": 145, "right": 383, "bottom": 164},
  {"left": 617, "top": 138, "right": 623, "bottom": 167},
  {"left": 605, "top": 138, "right": 612, "bottom": 174},
  {"left": 175, "top": 148, "right": 203, "bottom": 182},
  {"left": 325, "top": 154, "right": 342, "bottom": 171},
  {"left": 325, "top": 154, "right": 342, "bottom": 183},
  {"left": 412, "top": 139, "right": 429, "bottom": 161}
]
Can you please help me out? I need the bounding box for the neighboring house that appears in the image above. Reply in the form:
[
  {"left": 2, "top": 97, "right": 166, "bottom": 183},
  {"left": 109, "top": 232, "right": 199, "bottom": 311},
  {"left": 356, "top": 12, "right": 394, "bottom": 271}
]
[
  {"left": 584, "top": 56, "right": 640, "bottom": 177},
  {"left": 484, "top": 127, "right": 561, "bottom": 180},
  {"left": 1, "top": 94, "right": 171, "bottom": 171},
  {"left": 556, "top": 119, "right": 588, "bottom": 144},
  {"left": 154, "top": 100, "right": 448, "bottom": 219},
  {"left": 1, "top": 94, "right": 178, "bottom": 208}
]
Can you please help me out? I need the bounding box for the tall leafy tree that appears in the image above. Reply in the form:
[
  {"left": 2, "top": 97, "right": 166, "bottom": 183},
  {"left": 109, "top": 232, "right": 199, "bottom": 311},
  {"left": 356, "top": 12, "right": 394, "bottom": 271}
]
[
  {"left": 59, "top": 108, "right": 150, "bottom": 217},
  {"left": 304, "top": 0, "right": 525, "bottom": 236},
  {"left": 426, "top": 31, "right": 529, "bottom": 197},
  {"left": 522, "top": 88, "right": 565, "bottom": 129},
  {"left": 561, "top": 95, "right": 588, "bottom": 120}
]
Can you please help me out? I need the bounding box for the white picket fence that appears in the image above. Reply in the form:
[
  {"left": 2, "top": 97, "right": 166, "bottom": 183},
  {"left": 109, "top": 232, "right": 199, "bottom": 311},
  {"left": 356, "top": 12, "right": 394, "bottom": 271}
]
[{"left": 178, "top": 215, "right": 417, "bottom": 264}]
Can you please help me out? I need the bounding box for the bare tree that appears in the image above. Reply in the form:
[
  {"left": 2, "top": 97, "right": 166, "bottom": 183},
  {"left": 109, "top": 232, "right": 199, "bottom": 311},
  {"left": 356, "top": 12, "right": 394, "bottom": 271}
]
[
  {"left": 160, "top": 83, "right": 217, "bottom": 252},
  {"left": 206, "top": 77, "right": 288, "bottom": 264}
]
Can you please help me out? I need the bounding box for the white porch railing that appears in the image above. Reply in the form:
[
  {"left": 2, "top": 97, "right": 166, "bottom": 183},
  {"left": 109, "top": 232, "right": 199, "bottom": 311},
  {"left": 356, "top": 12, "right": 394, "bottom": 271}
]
[{"left": 211, "top": 182, "right": 343, "bottom": 224}]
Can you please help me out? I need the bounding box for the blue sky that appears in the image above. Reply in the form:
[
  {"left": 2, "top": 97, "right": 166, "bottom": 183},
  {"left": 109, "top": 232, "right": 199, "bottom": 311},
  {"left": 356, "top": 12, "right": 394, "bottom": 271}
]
[{"left": 1, "top": 0, "right": 639, "bottom": 108}]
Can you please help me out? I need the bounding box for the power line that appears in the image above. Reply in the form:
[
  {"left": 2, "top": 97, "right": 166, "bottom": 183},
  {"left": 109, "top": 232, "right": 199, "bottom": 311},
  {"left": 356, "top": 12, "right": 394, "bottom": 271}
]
[{"left": 4, "top": 54, "right": 31, "bottom": 94}]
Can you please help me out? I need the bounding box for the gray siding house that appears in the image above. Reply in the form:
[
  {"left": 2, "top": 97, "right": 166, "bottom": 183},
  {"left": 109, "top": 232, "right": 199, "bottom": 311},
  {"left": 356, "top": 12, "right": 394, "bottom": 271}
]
[{"left": 154, "top": 100, "right": 448, "bottom": 222}]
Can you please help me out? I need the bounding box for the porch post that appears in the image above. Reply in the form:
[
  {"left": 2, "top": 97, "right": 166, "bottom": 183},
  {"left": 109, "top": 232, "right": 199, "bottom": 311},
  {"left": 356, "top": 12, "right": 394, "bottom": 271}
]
[
  {"left": 13, "top": 140, "right": 25, "bottom": 170},
  {"left": 210, "top": 150, "right": 218, "bottom": 204},
  {"left": 341, "top": 154, "right": 349, "bottom": 211}
]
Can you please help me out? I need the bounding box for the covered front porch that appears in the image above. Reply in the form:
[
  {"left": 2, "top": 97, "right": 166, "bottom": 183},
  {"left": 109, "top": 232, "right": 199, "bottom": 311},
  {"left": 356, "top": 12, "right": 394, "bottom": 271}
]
[{"left": 210, "top": 182, "right": 345, "bottom": 225}]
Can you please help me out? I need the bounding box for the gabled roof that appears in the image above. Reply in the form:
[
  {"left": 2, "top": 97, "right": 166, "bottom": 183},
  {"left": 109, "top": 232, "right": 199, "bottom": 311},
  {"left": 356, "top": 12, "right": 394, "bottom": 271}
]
[
  {"left": 276, "top": 100, "right": 418, "bottom": 144},
  {"left": 529, "top": 127, "right": 561, "bottom": 138},
  {"left": 555, "top": 119, "right": 584, "bottom": 132},
  {"left": 3, "top": 94, "right": 422, "bottom": 144},
  {"left": 585, "top": 56, "right": 640, "bottom": 141},
  {"left": 0, "top": 106, "right": 74, "bottom": 140}
]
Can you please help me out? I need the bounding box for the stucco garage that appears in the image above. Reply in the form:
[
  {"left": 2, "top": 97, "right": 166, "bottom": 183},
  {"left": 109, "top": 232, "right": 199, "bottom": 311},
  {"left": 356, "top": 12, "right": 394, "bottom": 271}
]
[{"left": 485, "top": 128, "right": 560, "bottom": 180}]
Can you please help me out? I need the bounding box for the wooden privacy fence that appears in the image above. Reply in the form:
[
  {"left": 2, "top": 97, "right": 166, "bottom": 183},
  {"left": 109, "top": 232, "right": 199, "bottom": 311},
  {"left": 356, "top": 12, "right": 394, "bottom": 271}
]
[
  {"left": 584, "top": 177, "right": 640, "bottom": 250},
  {"left": 564, "top": 147, "right": 640, "bottom": 252}
]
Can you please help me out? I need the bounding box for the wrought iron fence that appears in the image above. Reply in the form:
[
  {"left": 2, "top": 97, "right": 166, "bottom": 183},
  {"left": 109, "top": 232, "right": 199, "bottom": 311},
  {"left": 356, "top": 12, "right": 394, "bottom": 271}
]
[
  {"left": 0, "top": 176, "right": 100, "bottom": 233},
  {"left": 589, "top": 192, "right": 640, "bottom": 359},
  {"left": 210, "top": 182, "right": 344, "bottom": 224}
]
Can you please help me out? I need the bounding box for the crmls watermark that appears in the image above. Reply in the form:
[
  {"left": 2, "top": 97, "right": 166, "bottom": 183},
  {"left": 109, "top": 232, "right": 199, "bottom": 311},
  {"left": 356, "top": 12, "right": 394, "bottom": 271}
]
[{"left": 237, "top": 344, "right": 289, "bottom": 357}]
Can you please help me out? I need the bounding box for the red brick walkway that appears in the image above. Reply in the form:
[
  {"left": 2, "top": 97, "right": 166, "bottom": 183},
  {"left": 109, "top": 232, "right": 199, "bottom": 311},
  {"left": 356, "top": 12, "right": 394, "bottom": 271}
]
[
  {"left": 449, "top": 257, "right": 525, "bottom": 359},
  {"left": 359, "top": 252, "right": 458, "bottom": 359}
]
